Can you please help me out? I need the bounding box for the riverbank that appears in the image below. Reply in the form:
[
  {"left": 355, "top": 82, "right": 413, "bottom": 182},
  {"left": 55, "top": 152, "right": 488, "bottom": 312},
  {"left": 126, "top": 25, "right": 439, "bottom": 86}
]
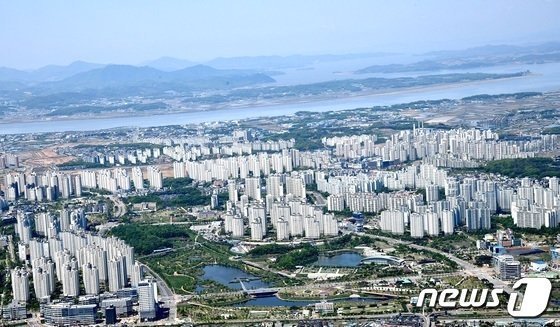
[{"left": 0, "top": 71, "right": 533, "bottom": 125}]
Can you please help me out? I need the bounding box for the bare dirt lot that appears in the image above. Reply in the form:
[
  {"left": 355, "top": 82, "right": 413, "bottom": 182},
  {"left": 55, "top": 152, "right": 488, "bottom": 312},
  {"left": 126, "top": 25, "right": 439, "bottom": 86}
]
[{"left": 20, "top": 146, "right": 75, "bottom": 167}]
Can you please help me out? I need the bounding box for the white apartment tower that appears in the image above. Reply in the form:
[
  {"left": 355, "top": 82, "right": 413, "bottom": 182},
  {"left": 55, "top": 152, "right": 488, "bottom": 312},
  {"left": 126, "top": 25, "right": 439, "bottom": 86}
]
[
  {"left": 425, "top": 212, "right": 440, "bottom": 236},
  {"left": 147, "top": 166, "right": 163, "bottom": 190},
  {"left": 245, "top": 177, "right": 261, "bottom": 201},
  {"left": 267, "top": 175, "right": 284, "bottom": 199},
  {"left": 108, "top": 256, "right": 126, "bottom": 292},
  {"left": 304, "top": 216, "right": 320, "bottom": 239},
  {"left": 83, "top": 263, "right": 100, "bottom": 295},
  {"left": 132, "top": 167, "right": 144, "bottom": 190},
  {"left": 62, "top": 264, "right": 80, "bottom": 297},
  {"left": 173, "top": 161, "right": 186, "bottom": 178},
  {"left": 441, "top": 210, "right": 455, "bottom": 235},
  {"left": 33, "top": 267, "right": 52, "bottom": 300},
  {"left": 276, "top": 219, "right": 290, "bottom": 240},
  {"left": 131, "top": 261, "right": 144, "bottom": 288},
  {"left": 250, "top": 218, "right": 264, "bottom": 241},
  {"left": 16, "top": 212, "right": 33, "bottom": 244},
  {"left": 409, "top": 213, "right": 425, "bottom": 238},
  {"left": 231, "top": 216, "right": 245, "bottom": 238},
  {"left": 11, "top": 268, "right": 30, "bottom": 303}
]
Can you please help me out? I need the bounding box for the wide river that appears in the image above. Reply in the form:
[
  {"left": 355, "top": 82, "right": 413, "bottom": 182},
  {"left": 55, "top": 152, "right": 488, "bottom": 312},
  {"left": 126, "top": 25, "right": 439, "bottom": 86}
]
[{"left": 1, "top": 61, "right": 560, "bottom": 135}]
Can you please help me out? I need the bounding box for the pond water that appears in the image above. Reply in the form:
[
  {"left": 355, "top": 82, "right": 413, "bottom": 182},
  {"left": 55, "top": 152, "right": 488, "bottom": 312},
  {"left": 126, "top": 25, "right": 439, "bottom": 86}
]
[
  {"left": 198, "top": 264, "right": 270, "bottom": 291},
  {"left": 197, "top": 264, "right": 385, "bottom": 307},
  {"left": 313, "top": 252, "right": 364, "bottom": 267}
]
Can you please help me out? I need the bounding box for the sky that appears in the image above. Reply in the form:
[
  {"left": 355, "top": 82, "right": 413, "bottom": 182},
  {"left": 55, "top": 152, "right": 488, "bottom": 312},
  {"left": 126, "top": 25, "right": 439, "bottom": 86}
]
[{"left": 1, "top": 0, "right": 560, "bottom": 69}]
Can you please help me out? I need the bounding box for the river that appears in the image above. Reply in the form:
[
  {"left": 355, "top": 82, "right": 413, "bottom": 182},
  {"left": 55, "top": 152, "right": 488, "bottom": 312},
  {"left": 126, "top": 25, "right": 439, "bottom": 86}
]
[{"left": 1, "top": 61, "right": 560, "bottom": 135}]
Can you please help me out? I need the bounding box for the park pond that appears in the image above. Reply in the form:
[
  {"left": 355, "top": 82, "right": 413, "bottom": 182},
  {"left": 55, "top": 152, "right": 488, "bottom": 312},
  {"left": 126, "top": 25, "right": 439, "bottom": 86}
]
[
  {"left": 196, "top": 264, "right": 384, "bottom": 307},
  {"left": 313, "top": 252, "right": 364, "bottom": 267},
  {"left": 197, "top": 264, "right": 270, "bottom": 293}
]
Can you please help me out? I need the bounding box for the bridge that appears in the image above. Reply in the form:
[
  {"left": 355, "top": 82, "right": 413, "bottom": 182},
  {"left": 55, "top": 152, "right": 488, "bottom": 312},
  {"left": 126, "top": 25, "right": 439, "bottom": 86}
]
[
  {"left": 238, "top": 280, "right": 279, "bottom": 297},
  {"left": 360, "top": 254, "right": 405, "bottom": 266},
  {"left": 189, "top": 271, "right": 461, "bottom": 301}
]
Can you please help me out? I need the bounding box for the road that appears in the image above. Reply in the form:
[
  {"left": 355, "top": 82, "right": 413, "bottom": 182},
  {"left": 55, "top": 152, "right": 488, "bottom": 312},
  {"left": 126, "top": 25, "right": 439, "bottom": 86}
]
[
  {"left": 108, "top": 195, "right": 127, "bottom": 218},
  {"left": 240, "top": 259, "right": 295, "bottom": 279},
  {"left": 190, "top": 313, "right": 425, "bottom": 326},
  {"left": 431, "top": 310, "right": 559, "bottom": 326},
  {"left": 309, "top": 191, "right": 327, "bottom": 206},
  {"left": 190, "top": 271, "right": 459, "bottom": 301},
  {"left": 359, "top": 233, "right": 513, "bottom": 293},
  {"left": 88, "top": 191, "right": 127, "bottom": 218},
  {"left": 136, "top": 230, "right": 510, "bottom": 325}
]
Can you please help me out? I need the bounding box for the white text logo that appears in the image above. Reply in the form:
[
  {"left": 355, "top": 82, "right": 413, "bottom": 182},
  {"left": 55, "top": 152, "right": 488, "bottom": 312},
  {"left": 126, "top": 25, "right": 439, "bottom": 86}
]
[{"left": 416, "top": 277, "right": 551, "bottom": 318}]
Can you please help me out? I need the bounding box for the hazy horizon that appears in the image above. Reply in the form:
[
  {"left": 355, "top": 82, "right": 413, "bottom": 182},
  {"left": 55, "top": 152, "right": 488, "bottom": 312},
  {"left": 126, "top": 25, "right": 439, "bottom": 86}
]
[{"left": 2, "top": 0, "right": 560, "bottom": 70}]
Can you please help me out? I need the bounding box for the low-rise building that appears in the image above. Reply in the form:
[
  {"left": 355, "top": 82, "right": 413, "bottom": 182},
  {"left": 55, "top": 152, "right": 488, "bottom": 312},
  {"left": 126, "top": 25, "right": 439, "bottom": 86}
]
[
  {"left": 494, "top": 255, "right": 521, "bottom": 280},
  {"left": 2, "top": 301, "right": 27, "bottom": 320},
  {"left": 42, "top": 303, "right": 97, "bottom": 326}
]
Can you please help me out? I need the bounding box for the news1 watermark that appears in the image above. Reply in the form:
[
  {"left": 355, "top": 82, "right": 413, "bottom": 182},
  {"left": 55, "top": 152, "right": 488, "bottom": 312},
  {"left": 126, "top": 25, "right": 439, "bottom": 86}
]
[{"left": 416, "top": 277, "right": 552, "bottom": 318}]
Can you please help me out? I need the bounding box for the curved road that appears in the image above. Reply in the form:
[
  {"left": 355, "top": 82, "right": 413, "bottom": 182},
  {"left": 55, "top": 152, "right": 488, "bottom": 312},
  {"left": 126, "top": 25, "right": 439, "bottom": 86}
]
[
  {"left": 138, "top": 231, "right": 511, "bottom": 326},
  {"left": 108, "top": 195, "right": 127, "bottom": 218},
  {"left": 360, "top": 233, "right": 513, "bottom": 293}
]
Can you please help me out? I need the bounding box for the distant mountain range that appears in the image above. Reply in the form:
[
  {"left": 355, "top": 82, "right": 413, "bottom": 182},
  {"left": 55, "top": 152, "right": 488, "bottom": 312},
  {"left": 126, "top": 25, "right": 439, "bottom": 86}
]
[
  {"left": 58, "top": 64, "right": 274, "bottom": 91},
  {"left": 0, "top": 53, "right": 392, "bottom": 85},
  {"left": 1, "top": 42, "right": 559, "bottom": 95},
  {"left": 356, "top": 42, "right": 560, "bottom": 74},
  {"left": 0, "top": 61, "right": 104, "bottom": 82},
  {"left": 145, "top": 53, "right": 395, "bottom": 70},
  {"left": 423, "top": 41, "right": 560, "bottom": 59},
  {"left": 142, "top": 57, "right": 198, "bottom": 71},
  {"left": 205, "top": 53, "right": 393, "bottom": 70},
  {"left": 0, "top": 63, "right": 275, "bottom": 94}
]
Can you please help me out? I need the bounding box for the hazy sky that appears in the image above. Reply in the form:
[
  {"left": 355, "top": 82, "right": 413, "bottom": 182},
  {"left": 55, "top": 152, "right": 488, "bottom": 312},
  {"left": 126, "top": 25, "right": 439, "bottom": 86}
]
[{"left": 1, "top": 0, "right": 560, "bottom": 69}]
